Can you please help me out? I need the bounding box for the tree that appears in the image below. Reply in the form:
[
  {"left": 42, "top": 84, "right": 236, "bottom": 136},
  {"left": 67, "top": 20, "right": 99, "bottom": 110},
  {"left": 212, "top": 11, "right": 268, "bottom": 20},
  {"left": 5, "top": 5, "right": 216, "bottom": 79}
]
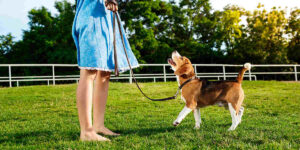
[
  {"left": 0, "top": 34, "right": 14, "bottom": 63},
  {"left": 231, "top": 4, "right": 290, "bottom": 64},
  {"left": 9, "top": 6, "right": 55, "bottom": 64},
  {"left": 119, "top": 0, "right": 173, "bottom": 63},
  {"left": 174, "top": 0, "right": 224, "bottom": 63},
  {"left": 216, "top": 5, "right": 244, "bottom": 58},
  {"left": 8, "top": 0, "right": 76, "bottom": 64},
  {"left": 49, "top": 0, "right": 77, "bottom": 64},
  {"left": 287, "top": 9, "right": 300, "bottom": 63}
]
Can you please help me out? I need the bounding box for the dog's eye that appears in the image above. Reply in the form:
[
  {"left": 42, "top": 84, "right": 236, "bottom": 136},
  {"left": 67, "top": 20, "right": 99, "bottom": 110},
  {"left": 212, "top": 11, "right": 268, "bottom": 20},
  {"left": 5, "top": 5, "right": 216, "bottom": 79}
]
[{"left": 181, "top": 57, "right": 183, "bottom": 60}]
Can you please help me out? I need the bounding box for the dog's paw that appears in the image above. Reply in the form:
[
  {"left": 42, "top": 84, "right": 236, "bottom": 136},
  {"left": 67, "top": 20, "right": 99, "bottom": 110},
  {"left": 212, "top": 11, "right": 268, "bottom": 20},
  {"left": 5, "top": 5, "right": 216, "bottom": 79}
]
[
  {"left": 194, "top": 125, "right": 200, "bottom": 129},
  {"left": 228, "top": 126, "right": 236, "bottom": 131},
  {"left": 173, "top": 121, "right": 180, "bottom": 127}
]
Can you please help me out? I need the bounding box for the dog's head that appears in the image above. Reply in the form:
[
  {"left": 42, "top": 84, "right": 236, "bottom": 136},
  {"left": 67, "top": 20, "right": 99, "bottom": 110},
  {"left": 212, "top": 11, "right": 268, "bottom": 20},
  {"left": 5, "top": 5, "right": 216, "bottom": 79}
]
[{"left": 168, "top": 51, "right": 195, "bottom": 78}]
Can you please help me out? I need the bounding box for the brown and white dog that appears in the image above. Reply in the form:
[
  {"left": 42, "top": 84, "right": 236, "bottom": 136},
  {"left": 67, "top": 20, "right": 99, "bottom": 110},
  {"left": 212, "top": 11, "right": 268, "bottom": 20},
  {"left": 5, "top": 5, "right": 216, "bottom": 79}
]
[{"left": 168, "top": 51, "right": 251, "bottom": 131}]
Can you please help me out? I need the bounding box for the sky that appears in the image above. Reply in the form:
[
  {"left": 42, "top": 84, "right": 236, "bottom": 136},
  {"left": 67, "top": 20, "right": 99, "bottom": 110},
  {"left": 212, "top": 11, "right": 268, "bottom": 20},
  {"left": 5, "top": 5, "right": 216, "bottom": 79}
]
[{"left": 0, "top": 0, "right": 299, "bottom": 41}]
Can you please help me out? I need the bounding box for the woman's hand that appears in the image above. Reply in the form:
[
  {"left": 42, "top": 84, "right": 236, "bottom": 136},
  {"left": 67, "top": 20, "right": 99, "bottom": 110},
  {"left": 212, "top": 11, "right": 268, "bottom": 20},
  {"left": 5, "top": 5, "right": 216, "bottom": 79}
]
[{"left": 105, "top": 0, "right": 118, "bottom": 12}]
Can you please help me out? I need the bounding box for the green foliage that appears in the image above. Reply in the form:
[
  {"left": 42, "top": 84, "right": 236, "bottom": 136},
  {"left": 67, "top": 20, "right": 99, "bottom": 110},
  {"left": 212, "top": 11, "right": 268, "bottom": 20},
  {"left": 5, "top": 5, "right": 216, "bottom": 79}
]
[
  {"left": 6, "top": 0, "right": 76, "bottom": 64},
  {"left": 176, "top": 0, "right": 222, "bottom": 63},
  {"left": 217, "top": 5, "right": 243, "bottom": 52},
  {"left": 287, "top": 9, "right": 300, "bottom": 63},
  {"left": 0, "top": 34, "right": 14, "bottom": 63},
  {"left": 230, "top": 5, "right": 291, "bottom": 64},
  {"left": 0, "top": 81, "right": 300, "bottom": 149},
  {"left": 119, "top": 0, "right": 174, "bottom": 63}
]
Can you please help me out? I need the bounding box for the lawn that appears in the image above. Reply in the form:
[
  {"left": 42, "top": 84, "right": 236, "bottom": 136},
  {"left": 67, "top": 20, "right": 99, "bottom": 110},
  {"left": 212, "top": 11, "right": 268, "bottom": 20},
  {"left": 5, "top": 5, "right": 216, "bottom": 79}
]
[{"left": 0, "top": 81, "right": 299, "bottom": 149}]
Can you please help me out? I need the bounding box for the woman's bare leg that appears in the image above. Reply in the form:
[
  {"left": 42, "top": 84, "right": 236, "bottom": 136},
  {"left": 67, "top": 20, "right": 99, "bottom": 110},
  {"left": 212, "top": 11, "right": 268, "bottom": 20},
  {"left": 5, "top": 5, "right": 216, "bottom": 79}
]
[
  {"left": 93, "top": 71, "right": 120, "bottom": 136},
  {"left": 77, "top": 69, "right": 110, "bottom": 141}
]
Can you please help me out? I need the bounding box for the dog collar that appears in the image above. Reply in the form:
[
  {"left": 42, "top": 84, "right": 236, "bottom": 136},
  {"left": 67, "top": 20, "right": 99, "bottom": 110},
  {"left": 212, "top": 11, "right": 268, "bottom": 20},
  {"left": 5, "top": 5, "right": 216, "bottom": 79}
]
[{"left": 179, "top": 76, "right": 197, "bottom": 89}]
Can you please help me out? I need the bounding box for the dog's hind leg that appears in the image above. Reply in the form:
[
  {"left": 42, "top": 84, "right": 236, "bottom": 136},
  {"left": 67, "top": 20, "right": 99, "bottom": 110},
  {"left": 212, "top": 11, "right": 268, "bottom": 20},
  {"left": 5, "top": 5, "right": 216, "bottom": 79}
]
[
  {"left": 235, "top": 91, "right": 244, "bottom": 123},
  {"left": 238, "top": 106, "right": 244, "bottom": 123},
  {"left": 228, "top": 103, "right": 239, "bottom": 131},
  {"left": 193, "top": 108, "right": 201, "bottom": 129}
]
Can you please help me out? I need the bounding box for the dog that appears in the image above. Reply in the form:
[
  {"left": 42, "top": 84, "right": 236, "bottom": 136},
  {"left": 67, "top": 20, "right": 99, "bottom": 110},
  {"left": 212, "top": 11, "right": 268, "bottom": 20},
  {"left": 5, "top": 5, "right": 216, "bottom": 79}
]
[{"left": 168, "top": 51, "right": 251, "bottom": 131}]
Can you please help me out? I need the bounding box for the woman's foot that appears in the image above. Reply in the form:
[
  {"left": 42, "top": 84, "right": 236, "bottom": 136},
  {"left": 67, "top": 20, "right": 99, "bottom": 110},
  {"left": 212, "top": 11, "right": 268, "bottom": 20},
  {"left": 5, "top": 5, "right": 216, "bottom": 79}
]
[
  {"left": 80, "top": 130, "right": 111, "bottom": 141},
  {"left": 94, "top": 126, "right": 120, "bottom": 136}
]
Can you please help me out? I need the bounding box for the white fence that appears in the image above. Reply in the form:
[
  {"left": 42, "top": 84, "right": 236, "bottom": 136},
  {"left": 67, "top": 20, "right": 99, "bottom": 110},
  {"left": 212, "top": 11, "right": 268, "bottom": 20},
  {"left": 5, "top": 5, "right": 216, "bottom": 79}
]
[{"left": 0, "top": 64, "right": 299, "bottom": 87}]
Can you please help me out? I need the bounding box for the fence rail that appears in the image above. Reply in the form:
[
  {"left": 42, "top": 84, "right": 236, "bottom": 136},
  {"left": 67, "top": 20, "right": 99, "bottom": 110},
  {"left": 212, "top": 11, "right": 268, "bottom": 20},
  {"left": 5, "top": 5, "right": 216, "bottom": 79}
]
[{"left": 0, "top": 64, "right": 299, "bottom": 87}]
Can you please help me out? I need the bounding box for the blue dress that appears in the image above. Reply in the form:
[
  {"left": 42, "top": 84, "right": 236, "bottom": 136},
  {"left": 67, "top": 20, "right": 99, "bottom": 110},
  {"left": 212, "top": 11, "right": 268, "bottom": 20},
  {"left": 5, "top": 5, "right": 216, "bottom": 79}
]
[{"left": 72, "top": 0, "right": 139, "bottom": 72}]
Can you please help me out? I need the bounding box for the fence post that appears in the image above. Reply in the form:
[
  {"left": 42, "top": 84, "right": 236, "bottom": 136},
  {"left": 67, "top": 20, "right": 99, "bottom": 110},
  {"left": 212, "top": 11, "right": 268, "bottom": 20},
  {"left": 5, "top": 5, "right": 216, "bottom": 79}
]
[
  {"left": 295, "top": 65, "right": 298, "bottom": 81},
  {"left": 9, "top": 65, "right": 12, "bottom": 87},
  {"left": 163, "top": 64, "right": 166, "bottom": 82},
  {"left": 249, "top": 68, "right": 252, "bottom": 81},
  {"left": 17, "top": 81, "right": 19, "bottom": 87},
  {"left": 194, "top": 65, "right": 197, "bottom": 77},
  {"left": 129, "top": 70, "right": 132, "bottom": 84},
  {"left": 222, "top": 65, "right": 226, "bottom": 80},
  {"left": 52, "top": 65, "right": 55, "bottom": 85}
]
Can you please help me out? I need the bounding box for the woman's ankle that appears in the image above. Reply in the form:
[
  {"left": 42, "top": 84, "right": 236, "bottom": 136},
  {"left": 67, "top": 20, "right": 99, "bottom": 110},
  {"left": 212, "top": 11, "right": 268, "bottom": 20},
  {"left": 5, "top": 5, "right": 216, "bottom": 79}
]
[
  {"left": 93, "top": 124, "right": 105, "bottom": 129},
  {"left": 80, "top": 127, "right": 95, "bottom": 133}
]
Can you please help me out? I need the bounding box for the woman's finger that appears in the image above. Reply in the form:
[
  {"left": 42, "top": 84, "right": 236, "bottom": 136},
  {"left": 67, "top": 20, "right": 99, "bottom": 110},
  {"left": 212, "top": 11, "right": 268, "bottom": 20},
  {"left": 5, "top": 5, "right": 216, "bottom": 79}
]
[
  {"left": 112, "top": 5, "right": 116, "bottom": 11},
  {"left": 110, "top": 4, "right": 113, "bottom": 11},
  {"left": 106, "top": 3, "right": 118, "bottom": 12},
  {"left": 110, "top": 4, "right": 114, "bottom": 11}
]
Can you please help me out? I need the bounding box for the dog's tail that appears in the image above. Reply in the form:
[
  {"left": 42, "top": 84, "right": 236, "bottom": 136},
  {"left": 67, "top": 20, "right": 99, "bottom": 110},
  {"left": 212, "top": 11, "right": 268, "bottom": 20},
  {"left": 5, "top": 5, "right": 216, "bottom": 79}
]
[{"left": 236, "top": 63, "right": 251, "bottom": 83}]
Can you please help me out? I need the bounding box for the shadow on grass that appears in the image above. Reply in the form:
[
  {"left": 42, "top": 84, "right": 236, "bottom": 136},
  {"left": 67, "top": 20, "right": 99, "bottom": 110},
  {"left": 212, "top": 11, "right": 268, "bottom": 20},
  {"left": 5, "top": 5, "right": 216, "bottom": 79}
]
[
  {"left": 0, "top": 126, "right": 177, "bottom": 144},
  {"left": 0, "top": 130, "right": 79, "bottom": 145},
  {"left": 119, "top": 126, "right": 176, "bottom": 137}
]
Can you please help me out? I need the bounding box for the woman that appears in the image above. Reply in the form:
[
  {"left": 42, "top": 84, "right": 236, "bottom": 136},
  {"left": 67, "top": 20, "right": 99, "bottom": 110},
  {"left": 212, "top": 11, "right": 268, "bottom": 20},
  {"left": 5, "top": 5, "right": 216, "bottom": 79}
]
[{"left": 72, "top": 0, "right": 139, "bottom": 141}]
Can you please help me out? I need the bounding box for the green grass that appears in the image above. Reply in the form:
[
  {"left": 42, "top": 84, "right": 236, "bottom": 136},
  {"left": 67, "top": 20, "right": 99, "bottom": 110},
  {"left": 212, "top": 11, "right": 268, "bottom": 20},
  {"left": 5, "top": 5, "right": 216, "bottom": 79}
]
[{"left": 0, "top": 81, "right": 299, "bottom": 149}]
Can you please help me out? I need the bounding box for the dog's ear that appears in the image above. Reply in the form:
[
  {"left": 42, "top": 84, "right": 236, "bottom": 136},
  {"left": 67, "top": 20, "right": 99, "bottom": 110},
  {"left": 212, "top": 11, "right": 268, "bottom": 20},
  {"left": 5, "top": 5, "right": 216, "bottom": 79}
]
[{"left": 175, "top": 64, "right": 191, "bottom": 76}]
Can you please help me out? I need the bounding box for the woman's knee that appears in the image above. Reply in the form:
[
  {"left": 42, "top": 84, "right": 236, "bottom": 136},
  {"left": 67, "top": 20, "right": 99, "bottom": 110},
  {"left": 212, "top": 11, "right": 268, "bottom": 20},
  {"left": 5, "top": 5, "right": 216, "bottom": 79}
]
[
  {"left": 97, "top": 71, "right": 111, "bottom": 82},
  {"left": 80, "top": 69, "right": 98, "bottom": 81}
]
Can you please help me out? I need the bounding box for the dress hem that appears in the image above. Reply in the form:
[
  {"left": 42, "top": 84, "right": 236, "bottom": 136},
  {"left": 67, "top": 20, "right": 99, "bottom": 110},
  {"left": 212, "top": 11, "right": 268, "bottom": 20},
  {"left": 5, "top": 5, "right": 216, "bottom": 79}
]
[{"left": 78, "top": 65, "right": 139, "bottom": 73}]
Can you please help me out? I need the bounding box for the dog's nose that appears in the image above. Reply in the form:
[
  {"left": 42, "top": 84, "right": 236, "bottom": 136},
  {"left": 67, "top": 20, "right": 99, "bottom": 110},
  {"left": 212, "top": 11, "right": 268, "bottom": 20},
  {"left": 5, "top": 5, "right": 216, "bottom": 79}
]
[
  {"left": 172, "top": 51, "right": 181, "bottom": 57},
  {"left": 172, "top": 51, "right": 178, "bottom": 56}
]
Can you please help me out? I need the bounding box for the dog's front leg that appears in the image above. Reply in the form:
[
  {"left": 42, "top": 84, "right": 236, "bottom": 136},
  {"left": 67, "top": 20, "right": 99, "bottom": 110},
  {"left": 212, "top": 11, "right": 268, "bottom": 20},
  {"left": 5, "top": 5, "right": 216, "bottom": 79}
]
[
  {"left": 173, "top": 106, "right": 192, "bottom": 126},
  {"left": 193, "top": 108, "right": 201, "bottom": 129}
]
